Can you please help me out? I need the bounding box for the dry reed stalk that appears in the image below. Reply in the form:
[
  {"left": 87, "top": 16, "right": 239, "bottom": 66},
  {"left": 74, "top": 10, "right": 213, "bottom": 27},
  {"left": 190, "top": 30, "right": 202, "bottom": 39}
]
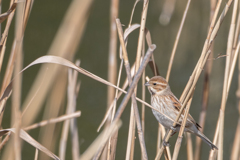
[
  {"left": 69, "top": 79, "right": 81, "bottom": 160},
  {"left": 232, "top": 8, "right": 240, "bottom": 55},
  {"left": 0, "top": 1, "right": 1, "bottom": 41},
  {"left": 3, "top": 1, "right": 28, "bottom": 159},
  {"left": 34, "top": 149, "right": 39, "bottom": 160},
  {"left": 161, "top": 125, "right": 171, "bottom": 160},
  {"left": 217, "top": 1, "right": 238, "bottom": 159},
  {"left": 24, "top": 111, "right": 81, "bottom": 131},
  {"left": 180, "top": 0, "right": 222, "bottom": 103},
  {"left": 97, "top": 62, "right": 136, "bottom": 132},
  {"left": 228, "top": 41, "right": 240, "bottom": 91},
  {"left": 194, "top": 1, "right": 216, "bottom": 159},
  {"left": 159, "top": 0, "right": 176, "bottom": 25},
  {"left": 104, "top": 26, "right": 139, "bottom": 160},
  {"left": 0, "top": 0, "right": 32, "bottom": 92},
  {"left": 0, "top": 0, "right": 18, "bottom": 125},
  {"left": 186, "top": 133, "right": 193, "bottom": 160},
  {"left": 127, "top": 0, "right": 149, "bottom": 157},
  {"left": 172, "top": 96, "right": 193, "bottom": 160},
  {"left": 129, "top": 0, "right": 149, "bottom": 160},
  {"left": 93, "top": 44, "right": 156, "bottom": 160},
  {"left": 39, "top": 71, "right": 67, "bottom": 160},
  {"left": 141, "top": 33, "right": 146, "bottom": 160},
  {"left": 107, "top": 60, "right": 124, "bottom": 160},
  {"left": 116, "top": 19, "right": 148, "bottom": 160},
  {"left": 23, "top": 0, "right": 34, "bottom": 31},
  {"left": 165, "top": 0, "right": 191, "bottom": 81},
  {"left": 59, "top": 62, "right": 80, "bottom": 160},
  {"left": 102, "top": 0, "right": 119, "bottom": 159},
  {"left": 0, "top": 1, "right": 16, "bottom": 73},
  {"left": 230, "top": 43, "right": 240, "bottom": 160},
  {"left": 0, "top": 132, "right": 11, "bottom": 150},
  {"left": 70, "top": 114, "right": 80, "bottom": 160},
  {"left": 128, "top": 106, "right": 136, "bottom": 160},
  {"left": 231, "top": 119, "right": 240, "bottom": 160},
  {"left": 12, "top": 1, "right": 25, "bottom": 159},
  {"left": 156, "top": 123, "right": 161, "bottom": 160},
  {"left": 135, "top": 0, "right": 149, "bottom": 77},
  {"left": 21, "top": 0, "right": 93, "bottom": 129},
  {"left": 158, "top": 0, "right": 191, "bottom": 158},
  {"left": 163, "top": 149, "right": 170, "bottom": 160}
]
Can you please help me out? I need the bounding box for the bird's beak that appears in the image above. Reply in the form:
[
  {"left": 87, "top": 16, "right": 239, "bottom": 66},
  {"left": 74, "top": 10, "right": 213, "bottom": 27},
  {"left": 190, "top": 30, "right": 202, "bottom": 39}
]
[{"left": 145, "top": 81, "right": 150, "bottom": 86}]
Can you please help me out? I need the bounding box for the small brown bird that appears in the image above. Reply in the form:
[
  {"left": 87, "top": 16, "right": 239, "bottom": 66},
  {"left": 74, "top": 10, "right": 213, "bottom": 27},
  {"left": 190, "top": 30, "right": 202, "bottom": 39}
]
[{"left": 145, "top": 76, "right": 218, "bottom": 150}]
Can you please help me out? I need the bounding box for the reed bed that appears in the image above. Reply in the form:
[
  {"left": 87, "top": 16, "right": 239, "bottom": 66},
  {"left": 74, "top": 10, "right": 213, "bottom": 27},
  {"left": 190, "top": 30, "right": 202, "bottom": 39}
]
[{"left": 0, "top": 0, "right": 239, "bottom": 160}]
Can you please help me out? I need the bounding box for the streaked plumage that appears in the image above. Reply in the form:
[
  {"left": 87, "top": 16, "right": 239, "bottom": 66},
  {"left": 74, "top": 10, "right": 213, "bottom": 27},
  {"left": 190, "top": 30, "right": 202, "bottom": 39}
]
[{"left": 145, "top": 76, "right": 217, "bottom": 150}]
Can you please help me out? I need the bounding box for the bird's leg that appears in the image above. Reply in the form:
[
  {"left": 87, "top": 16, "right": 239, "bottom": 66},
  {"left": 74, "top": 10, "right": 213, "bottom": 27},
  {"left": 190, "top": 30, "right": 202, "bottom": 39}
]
[
  {"left": 170, "top": 126, "right": 177, "bottom": 133},
  {"left": 162, "top": 126, "right": 178, "bottom": 147},
  {"left": 162, "top": 129, "right": 170, "bottom": 147}
]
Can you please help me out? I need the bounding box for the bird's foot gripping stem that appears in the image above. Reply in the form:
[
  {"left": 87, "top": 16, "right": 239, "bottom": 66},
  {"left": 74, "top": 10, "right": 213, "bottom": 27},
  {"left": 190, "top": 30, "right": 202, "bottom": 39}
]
[
  {"left": 162, "top": 140, "right": 170, "bottom": 147},
  {"left": 170, "top": 126, "right": 177, "bottom": 132}
]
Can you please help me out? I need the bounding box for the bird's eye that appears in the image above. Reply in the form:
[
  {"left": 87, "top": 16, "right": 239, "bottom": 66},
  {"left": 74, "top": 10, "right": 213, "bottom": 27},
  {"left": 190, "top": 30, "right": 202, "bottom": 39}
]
[{"left": 153, "top": 83, "right": 157, "bottom": 85}]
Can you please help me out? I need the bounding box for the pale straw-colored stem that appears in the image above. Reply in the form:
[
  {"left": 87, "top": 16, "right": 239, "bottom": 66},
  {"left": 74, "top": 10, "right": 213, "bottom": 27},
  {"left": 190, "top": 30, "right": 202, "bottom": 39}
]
[
  {"left": 59, "top": 62, "right": 80, "bottom": 160},
  {"left": 24, "top": 112, "right": 81, "bottom": 131},
  {"left": 165, "top": 0, "right": 191, "bottom": 81},
  {"left": 104, "top": 0, "right": 119, "bottom": 159},
  {"left": 128, "top": 0, "right": 140, "bottom": 27},
  {"left": 12, "top": 1, "right": 25, "bottom": 160},
  {"left": 172, "top": 97, "right": 193, "bottom": 160},
  {"left": 186, "top": 133, "right": 193, "bottom": 160},
  {"left": 230, "top": 43, "right": 240, "bottom": 160},
  {"left": 93, "top": 43, "right": 156, "bottom": 160},
  {"left": 162, "top": 0, "right": 191, "bottom": 157},
  {"left": 34, "top": 149, "right": 39, "bottom": 160},
  {"left": 135, "top": 0, "right": 149, "bottom": 71},
  {"left": 228, "top": 40, "right": 240, "bottom": 92},
  {"left": 218, "top": 1, "right": 237, "bottom": 159},
  {"left": 129, "top": 0, "right": 149, "bottom": 157},
  {"left": 195, "top": 1, "right": 217, "bottom": 159},
  {"left": 107, "top": 60, "right": 123, "bottom": 160},
  {"left": 230, "top": 118, "right": 240, "bottom": 160},
  {"left": 116, "top": 18, "right": 148, "bottom": 160}
]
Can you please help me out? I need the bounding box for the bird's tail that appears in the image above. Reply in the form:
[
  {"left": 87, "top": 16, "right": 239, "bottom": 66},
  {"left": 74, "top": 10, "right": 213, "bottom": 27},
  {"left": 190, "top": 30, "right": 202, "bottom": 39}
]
[{"left": 196, "top": 130, "right": 218, "bottom": 150}]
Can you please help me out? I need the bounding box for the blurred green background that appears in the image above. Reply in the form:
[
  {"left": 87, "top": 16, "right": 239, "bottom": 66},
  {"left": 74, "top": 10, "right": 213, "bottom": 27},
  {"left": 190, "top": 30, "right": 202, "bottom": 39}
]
[{"left": 0, "top": 0, "right": 238, "bottom": 160}]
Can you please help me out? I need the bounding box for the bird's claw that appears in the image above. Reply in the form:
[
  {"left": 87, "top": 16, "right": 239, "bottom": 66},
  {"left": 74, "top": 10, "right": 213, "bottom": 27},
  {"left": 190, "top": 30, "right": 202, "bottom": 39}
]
[
  {"left": 170, "top": 126, "right": 177, "bottom": 132},
  {"left": 162, "top": 141, "right": 170, "bottom": 147}
]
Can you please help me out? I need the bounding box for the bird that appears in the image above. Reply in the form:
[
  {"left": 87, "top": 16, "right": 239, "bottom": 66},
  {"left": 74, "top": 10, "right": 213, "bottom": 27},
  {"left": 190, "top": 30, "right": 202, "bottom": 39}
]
[{"left": 145, "top": 76, "right": 218, "bottom": 150}]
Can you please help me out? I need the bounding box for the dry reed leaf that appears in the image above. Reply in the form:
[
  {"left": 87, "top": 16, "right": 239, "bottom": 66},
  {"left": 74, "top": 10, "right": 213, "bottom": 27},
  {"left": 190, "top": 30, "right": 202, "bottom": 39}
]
[
  {"left": 0, "top": 55, "right": 125, "bottom": 102},
  {"left": 0, "top": 128, "right": 59, "bottom": 160},
  {"left": 0, "top": 2, "right": 17, "bottom": 23},
  {"left": 24, "top": 111, "right": 81, "bottom": 131},
  {"left": 123, "top": 24, "right": 152, "bottom": 46},
  {"left": 124, "top": 24, "right": 141, "bottom": 39},
  {"left": 0, "top": 55, "right": 180, "bottom": 128}
]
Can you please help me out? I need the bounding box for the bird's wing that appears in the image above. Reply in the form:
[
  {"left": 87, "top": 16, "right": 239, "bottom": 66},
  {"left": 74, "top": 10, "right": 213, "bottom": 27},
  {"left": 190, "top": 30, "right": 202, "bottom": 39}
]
[{"left": 169, "top": 94, "right": 201, "bottom": 129}]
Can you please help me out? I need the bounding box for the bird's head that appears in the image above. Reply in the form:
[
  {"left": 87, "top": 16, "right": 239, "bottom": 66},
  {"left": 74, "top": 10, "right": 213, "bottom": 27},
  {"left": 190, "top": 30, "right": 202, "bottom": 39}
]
[{"left": 145, "top": 76, "right": 169, "bottom": 95}]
